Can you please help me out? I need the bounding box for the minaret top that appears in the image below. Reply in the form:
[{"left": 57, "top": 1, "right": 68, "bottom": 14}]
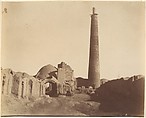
[
  {"left": 93, "top": 7, "right": 95, "bottom": 14},
  {"left": 92, "top": 7, "right": 98, "bottom": 15}
]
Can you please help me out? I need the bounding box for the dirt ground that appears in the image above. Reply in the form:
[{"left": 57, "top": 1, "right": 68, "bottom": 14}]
[{"left": 1, "top": 93, "right": 120, "bottom": 116}]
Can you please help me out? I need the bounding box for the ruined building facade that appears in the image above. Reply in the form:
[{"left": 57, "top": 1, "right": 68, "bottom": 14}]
[
  {"left": 88, "top": 7, "right": 100, "bottom": 88},
  {"left": 35, "top": 62, "right": 76, "bottom": 96},
  {"left": 57, "top": 62, "right": 76, "bottom": 95},
  {"left": 1, "top": 68, "right": 46, "bottom": 99},
  {"left": 1, "top": 62, "right": 76, "bottom": 99}
]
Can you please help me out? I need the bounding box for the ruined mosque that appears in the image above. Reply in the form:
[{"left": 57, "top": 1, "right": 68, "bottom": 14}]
[
  {"left": 1, "top": 8, "right": 100, "bottom": 99},
  {"left": 1, "top": 62, "right": 76, "bottom": 98}
]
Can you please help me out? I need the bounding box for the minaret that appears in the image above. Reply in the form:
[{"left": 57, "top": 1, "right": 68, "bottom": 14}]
[{"left": 88, "top": 7, "right": 100, "bottom": 88}]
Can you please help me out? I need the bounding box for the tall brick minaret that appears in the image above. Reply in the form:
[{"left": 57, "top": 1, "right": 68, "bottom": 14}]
[{"left": 88, "top": 7, "right": 100, "bottom": 88}]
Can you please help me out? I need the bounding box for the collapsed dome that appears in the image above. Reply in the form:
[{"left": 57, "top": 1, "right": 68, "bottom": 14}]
[{"left": 35, "top": 64, "right": 57, "bottom": 80}]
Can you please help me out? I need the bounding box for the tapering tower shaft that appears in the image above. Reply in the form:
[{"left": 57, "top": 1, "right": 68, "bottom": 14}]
[{"left": 88, "top": 7, "right": 100, "bottom": 88}]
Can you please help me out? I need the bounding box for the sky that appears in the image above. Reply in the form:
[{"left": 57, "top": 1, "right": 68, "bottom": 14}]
[{"left": 1, "top": 1, "right": 145, "bottom": 79}]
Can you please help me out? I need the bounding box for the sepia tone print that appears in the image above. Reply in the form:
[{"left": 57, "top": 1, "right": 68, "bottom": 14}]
[{"left": 1, "top": 1, "right": 145, "bottom": 117}]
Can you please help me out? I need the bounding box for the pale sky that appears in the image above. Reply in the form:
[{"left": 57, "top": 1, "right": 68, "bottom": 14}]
[{"left": 1, "top": 1, "right": 145, "bottom": 79}]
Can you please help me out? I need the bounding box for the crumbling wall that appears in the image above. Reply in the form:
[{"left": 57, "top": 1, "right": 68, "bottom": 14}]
[
  {"left": 1, "top": 69, "right": 14, "bottom": 95},
  {"left": 58, "top": 62, "right": 74, "bottom": 81},
  {"left": 1, "top": 69, "right": 45, "bottom": 100},
  {"left": 57, "top": 62, "right": 76, "bottom": 95},
  {"left": 57, "top": 68, "right": 66, "bottom": 83}
]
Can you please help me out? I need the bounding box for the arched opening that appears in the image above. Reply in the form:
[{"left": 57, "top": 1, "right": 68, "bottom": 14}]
[
  {"left": 21, "top": 81, "right": 24, "bottom": 98},
  {"left": 39, "top": 83, "right": 41, "bottom": 96},
  {"left": 29, "top": 80, "right": 33, "bottom": 96},
  {"left": 2, "top": 75, "right": 6, "bottom": 94},
  {"left": 11, "top": 77, "right": 19, "bottom": 96},
  {"left": 45, "top": 81, "right": 58, "bottom": 97}
]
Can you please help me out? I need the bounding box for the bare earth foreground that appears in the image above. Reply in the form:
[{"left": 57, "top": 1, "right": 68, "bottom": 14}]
[{"left": 1, "top": 93, "right": 120, "bottom": 116}]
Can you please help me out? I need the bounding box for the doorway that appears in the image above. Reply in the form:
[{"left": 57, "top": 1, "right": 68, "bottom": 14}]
[{"left": 45, "top": 82, "right": 58, "bottom": 97}]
